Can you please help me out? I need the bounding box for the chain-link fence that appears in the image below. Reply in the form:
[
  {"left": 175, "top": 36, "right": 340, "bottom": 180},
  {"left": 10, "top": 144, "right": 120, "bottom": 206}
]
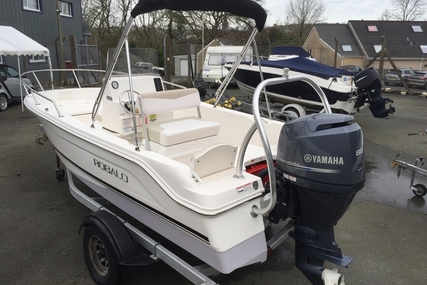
[{"left": 168, "top": 39, "right": 292, "bottom": 79}]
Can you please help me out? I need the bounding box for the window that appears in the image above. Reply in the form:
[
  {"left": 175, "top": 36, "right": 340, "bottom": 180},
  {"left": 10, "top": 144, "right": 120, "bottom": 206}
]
[
  {"left": 59, "top": 1, "right": 72, "bottom": 17},
  {"left": 0, "top": 65, "right": 20, "bottom": 78},
  {"left": 374, "top": 45, "right": 382, "bottom": 53},
  {"left": 420, "top": 45, "right": 427, "bottom": 54},
  {"left": 208, "top": 55, "right": 224, "bottom": 66},
  {"left": 0, "top": 56, "right": 3, "bottom": 64},
  {"left": 29, "top": 55, "right": 46, "bottom": 63},
  {"left": 341, "top": 45, "right": 352, "bottom": 52},
  {"left": 367, "top": 25, "right": 378, "bottom": 32},
  {"left": 208, "top": 53, "right": 251, "bottom": 66},
  {"left": 412, "top": 25, "right": 423, "bottom": 32},
  {"left": 23, "top": 0, "right": 41, "bottom": 11}
]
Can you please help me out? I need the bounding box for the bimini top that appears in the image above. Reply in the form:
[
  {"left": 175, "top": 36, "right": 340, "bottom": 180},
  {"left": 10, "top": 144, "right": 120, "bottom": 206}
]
[
  {"left": 0, "top": 26, "right": 50, "bottom": 57},
  {"left": 131, "top": 0, "right": 267, "bottom": 31}
]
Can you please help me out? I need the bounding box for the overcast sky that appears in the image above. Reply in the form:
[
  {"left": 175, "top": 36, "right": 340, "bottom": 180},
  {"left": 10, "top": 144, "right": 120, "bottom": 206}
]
[{"left": 263, "top": 0, "right": 425, "bottom": 26}]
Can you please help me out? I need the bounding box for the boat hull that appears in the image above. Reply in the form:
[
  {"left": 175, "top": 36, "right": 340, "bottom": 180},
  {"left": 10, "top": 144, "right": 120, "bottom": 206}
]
[
  {"left": 65, "top": 153, "right": 267, "bottom": 274},
  {"left": 231, "top": 63, "right": 359, "bottom": 114},
  {"left": 24, "top": 91, "right": 271, "bottom": 274}
]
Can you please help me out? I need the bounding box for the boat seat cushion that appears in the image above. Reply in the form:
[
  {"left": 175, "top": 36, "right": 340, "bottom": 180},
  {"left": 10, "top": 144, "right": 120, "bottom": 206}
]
[
  {"left": 139, "top": 88, "right": 220, "bottom": 146},
  {"left": 146, "top": 117, "right": 220, "bottom": 146},
  {"left": 139, "top": 88, "right": 201, "bottom": 115}
]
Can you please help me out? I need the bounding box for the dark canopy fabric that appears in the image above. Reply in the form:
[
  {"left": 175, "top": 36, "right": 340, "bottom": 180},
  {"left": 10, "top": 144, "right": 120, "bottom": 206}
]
[
  {"left": 131, "top": 0, "right": 267, "bottom": 31},
  {"left": 253, "top": 57, "right": 355, "bottom": 79}
]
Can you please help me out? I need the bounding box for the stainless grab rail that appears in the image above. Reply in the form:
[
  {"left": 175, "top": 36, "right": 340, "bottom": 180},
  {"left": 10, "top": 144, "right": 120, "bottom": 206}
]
[
  {"left": 21, "top": 68, "right": 107, "bottom": 118},
  {"left": 21, "top": 67, "right": 184, "bottom": 121},
  {"left": 23, "top": 81, "right": 64, "bottom": 117},
  {"left": 163, "top": 81, "right": 187, "bottom": 90},
  {"left": 236, "top": 69, "right": 332, "bottom": 217},
  {"left": 21, "top": 68, "right": 107, "bottom": 92}
]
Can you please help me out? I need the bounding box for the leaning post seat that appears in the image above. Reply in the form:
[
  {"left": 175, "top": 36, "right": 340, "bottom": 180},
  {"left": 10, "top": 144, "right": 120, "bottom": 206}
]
[{"left": 138, "top": 88, "right": 220, "bottom": 147}]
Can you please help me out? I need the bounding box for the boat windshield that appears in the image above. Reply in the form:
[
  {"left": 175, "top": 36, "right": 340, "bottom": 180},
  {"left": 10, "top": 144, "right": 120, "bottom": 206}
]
[{"left": 106, "top": 47, "right": 161, "bottom": 75}]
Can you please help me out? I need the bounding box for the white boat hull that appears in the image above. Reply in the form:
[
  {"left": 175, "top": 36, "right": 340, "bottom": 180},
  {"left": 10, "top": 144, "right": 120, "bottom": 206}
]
[
  {"left": 21, "top": 2, "right": 367, "bottom": 281},
  {"left": 24, "top": 82, "right": 285, "bottom": 273},
  {"left": 231, "top": 63, "right": 361, "bottom": 114},
  {"left": 64, "top": 152, "right": 268, "bottom": 273}
]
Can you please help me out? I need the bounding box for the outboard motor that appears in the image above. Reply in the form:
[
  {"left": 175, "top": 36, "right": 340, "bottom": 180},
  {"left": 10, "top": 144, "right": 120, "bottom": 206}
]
[
  {"left": 354, "top": 67, "right": 395, "bottom": 118},
  {"left": 275, "top": 113, "right": 365, "bottom": 285}
]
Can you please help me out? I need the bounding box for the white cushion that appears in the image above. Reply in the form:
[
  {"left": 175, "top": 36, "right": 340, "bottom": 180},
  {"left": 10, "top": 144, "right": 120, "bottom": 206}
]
[
  {"left": 140, "top": 88, "right": 200, "bottom": 115},
  {"left": 147, "top": 117, "right": 220, "bottom": 146}
]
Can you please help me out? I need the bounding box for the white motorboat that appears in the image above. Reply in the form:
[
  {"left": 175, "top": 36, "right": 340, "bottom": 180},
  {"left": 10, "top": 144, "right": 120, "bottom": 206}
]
[
  {"left": 23, "top": 1, "right": 366, "bottom": 284},
  {"left": 225, "top": 46, "right": 396, "bottom": 118}
]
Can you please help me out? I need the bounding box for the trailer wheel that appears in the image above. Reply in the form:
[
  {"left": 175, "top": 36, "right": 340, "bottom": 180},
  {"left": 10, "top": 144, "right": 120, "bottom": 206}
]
[
  {"left": 56, "top": 169, "right": 65, "bottom": 181},
  {"left": 83, "top": 225, "right": 122, "bottom": 285},
  {"left": 412, "top": 184, "right": 427, "bottom": 197},
  {"left": 283, "top": 107, "right": 299, "bottom": 118},
  {"left": 281, "top": 104, "right": 306, "bottom": 120}
]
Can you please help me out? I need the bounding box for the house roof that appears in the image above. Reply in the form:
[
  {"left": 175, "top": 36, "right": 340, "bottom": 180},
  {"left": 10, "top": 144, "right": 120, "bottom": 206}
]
[
  {"left": 0, "top": 26, "right": 50, "bottom": 57},
  {"left": 348, "top": 21, "right": 427, "bottom": 59},
  {"left": 315, "top": 24, "right": 364, "bottom": 57}
]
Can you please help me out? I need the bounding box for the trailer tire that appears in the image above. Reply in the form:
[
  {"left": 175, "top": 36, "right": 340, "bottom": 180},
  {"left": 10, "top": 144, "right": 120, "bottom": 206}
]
[
  {"left": 412, "top": 184, "right": 427, "bottom": 197},
  {"left": 56, "top": 169, "right": 65, "bottom": 181},
  {"left": 83, "top": 225, "right": 123, "bottom": 285},
  {"left": 281, "top": 104, "right": 306, "bottom": 119}
]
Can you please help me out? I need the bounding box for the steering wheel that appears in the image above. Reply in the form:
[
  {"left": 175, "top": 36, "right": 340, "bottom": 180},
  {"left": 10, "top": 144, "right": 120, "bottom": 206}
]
[{"left": 119, "top": 90, "right": 140, "bottom": 113}]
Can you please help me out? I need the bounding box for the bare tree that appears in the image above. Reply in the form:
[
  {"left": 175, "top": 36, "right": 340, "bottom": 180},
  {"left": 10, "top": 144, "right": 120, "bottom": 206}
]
[
  {"left": 81, "top": 0, "right": 268, "bottom": 62},
  {"left": 286, "top": 0, "right": 326, "bottom": 25},
  {"left": 174, "top": 0, "right": 265, "bottom": 44},
  {"left": 380, "top": 9, "right": 393, "bottom": 20},
  {"left": 388, "top": 0, "right": 427, "bottom": 21},
  {"left": 285, "top": 0, "right": 326, "bottom": 45}
]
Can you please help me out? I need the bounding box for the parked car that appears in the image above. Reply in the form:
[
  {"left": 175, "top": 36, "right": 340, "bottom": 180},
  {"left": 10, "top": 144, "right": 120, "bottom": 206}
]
[
  {"left": 406, "top": 71, "right": 427, "bottom": 89},
  {"left": 337, "top": 65, "right": 363, "bottom": 75},
  {"left": 134, "top": 61, "right": 153, "bottom": 73},
  {"left": 0, "top": 64, "right": 34, "bottom": 111},
  {"left": 383, "top": 68, "right": 416, "bottom": 86},
  {"left": 134, "top": 62, "right": 164, "bottom": 76}
]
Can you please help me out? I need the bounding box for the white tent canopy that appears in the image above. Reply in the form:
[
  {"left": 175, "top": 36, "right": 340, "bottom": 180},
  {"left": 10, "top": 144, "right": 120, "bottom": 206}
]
[
  {"left": 0, "top": 25, "right": 52, "bottom": 110},
  {"left": 0, "top": 25, "right": 50, "bottom": 57}
]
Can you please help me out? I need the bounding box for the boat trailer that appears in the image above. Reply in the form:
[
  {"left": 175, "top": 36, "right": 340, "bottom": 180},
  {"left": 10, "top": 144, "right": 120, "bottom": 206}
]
[
  {"left": 66, "top": 169, "right": 297, "bottom": 285},
  {"left": 391, "top": 153, "right": 427, "bottom": 197},
  {"left": 391, "top": 131, "right": 427, "bottom": 197}
]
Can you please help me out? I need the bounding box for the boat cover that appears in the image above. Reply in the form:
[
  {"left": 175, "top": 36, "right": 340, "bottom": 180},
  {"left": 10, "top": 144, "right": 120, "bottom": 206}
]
[
  {"left": 270, "top": 46, "right": 312, "bottom": 58},
  {"left": 131, "top": 0, "right": 267, "bottom": 31},
  {"left": 248, "top": 57, "right": 355, "bottom": 79}
]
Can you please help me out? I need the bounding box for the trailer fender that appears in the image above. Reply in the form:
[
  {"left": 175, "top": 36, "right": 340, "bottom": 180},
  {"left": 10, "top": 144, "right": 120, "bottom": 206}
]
[{"left": 80, "top": 210, "right": 154, "bottom": 271}]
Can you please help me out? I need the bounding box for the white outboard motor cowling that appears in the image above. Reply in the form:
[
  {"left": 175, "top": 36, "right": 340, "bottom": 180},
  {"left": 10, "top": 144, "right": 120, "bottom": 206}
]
[{"left": 275, "top": 113, "right": 365, "bottom": 285}]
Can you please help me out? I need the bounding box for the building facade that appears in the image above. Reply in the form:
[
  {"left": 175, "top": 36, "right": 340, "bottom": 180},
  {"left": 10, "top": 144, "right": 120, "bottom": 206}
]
[
  {"left": 303, "top": 21, "right": 427, "bottom": 77},
  {"left": 0, "top": 0, "right": 85, "bottom": 73}
]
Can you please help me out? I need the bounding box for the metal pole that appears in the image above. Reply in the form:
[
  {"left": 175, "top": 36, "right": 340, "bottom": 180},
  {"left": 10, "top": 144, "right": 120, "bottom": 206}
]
[
  {"left": 91, "top": 18, "right": 135, "bottom": 125},
  {"left": 56, "top": 0, "right": 66, "bottom": 85},
  {"left": 214, "top": 28, "right": 258, "bottom": 102}
]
